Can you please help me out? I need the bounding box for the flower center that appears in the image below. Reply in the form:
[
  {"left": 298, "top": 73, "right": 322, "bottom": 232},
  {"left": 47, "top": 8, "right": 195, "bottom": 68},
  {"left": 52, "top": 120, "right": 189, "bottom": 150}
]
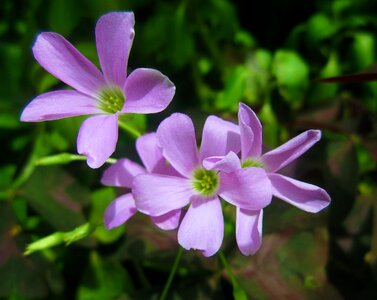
[
  {"left": 242, "top": 158, "right": 264, "bottom": 168},
  {"left": 97, "top": 86, "right": 125, "bottom": 114},
  {"left": 192, "top": 168, "right": 219, "bottom": 197}
]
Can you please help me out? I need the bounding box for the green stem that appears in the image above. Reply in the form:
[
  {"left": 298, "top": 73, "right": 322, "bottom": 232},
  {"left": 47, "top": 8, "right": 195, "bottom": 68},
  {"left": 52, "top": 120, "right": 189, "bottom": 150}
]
[
  {"left": 219, "top": 251, "right": 248, "bottom": 300},
  {"left": 159, "top": 247, "right": 184, "bottom": 300},
  {"left": 118, "top": 120, "right": 142, "bottom": 139},
  {"left": 219, "top": 251, "right": 238, "bottom": 287}
]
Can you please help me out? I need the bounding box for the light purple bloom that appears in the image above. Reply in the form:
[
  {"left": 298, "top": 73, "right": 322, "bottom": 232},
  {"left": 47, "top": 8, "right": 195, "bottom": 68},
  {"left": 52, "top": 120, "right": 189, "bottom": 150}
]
[
  {"left": 204, "top": 103, "right": 331, "bottom": 255},
  {"left": 101, "top": 132, "right": 181, "bottom": 230},
  {"left": 132, "top": 113, "right": 272, "bottom": 257},
  {"left": 20, "top": 12, "right": 175, "bottom": 168}
]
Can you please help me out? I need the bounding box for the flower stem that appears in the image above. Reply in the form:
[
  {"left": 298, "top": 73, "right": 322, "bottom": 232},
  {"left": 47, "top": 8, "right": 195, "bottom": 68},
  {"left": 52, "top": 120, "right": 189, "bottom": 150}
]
[
  {"left": 219, "top": 251, "right": 248, "bottom": 300},
  {"left": 159, "top": 247, "right": 184, "bottom": 300},
  {"left": 118, "top": 120, "right": 142, "bottom": 139}
]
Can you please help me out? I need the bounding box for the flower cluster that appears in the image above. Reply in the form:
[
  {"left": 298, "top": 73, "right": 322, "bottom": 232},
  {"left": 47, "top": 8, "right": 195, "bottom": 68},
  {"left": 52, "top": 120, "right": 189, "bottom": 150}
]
[
  {"left": 21, "top": 11, "right": 331, "bottom": 257},
  {"left": 103, "top": 103, "right": 331, "bottom": 256}
]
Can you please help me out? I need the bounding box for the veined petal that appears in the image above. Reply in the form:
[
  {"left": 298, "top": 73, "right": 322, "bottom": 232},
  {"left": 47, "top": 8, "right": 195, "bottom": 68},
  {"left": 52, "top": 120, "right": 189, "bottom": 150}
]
[
  {"left": 32, "top": 32, "right": 105, "bottom": 97},
  {"left": 156, "top": 113, "right": 199, "bottom": 177},
  {"left": 238, "top": 103, "right": 262, "bottom": 160},
  {"left": 199, "top": 115, "right": 240, "bottom": 162},
  {"left": 101, "top": 158, "right": 145, "bottom": 188},
  {"left": 151, "top": 209, "right": 182, "bottom": 231},
  {"left": 77, "top": 114, "right": 118, "bottom": 168},
  {"left": 133, "top": 174, "right": 193, "bottom": 216},
  {"left": 104, "top": 193, "right": 137, "bottom": 229},
  {"left": 262, "top": 130, "right": 321, "bottom": 172},
  {"left": 219, "top": 167, "right": 272, "bottom": 210},
  {"left": 122, "top": 68, "right": 175, "bottom": 114},
  {"left": 236, "top": 208, "right": 263, "bottom": 256},
  {"left": 203, "top": 152, "right": 241, "bottom": 173},
  {"left": 20, "top": 90, "right": 100, "bottom": 122},
  {"left": 269, "top": 173, "right": 331, "bottom": 213},
  {"left": 178, "top": 196, "right": 223, "bottom": 257},
  {"left": 96, "top": 12, "right": 135, "bottom": 86}
]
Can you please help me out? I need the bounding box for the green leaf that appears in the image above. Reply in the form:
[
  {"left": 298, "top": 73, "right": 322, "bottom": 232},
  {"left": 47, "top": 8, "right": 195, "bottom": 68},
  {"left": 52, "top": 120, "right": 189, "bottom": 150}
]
[
  {"left": 216, "top": 66, "right": 248, "bottom": 111},
  {"left": 272, "top": 50, "right": 309, "bottom": 107},
  {"left": 306, "top": 14, "right": 336, "bottom": 44},
  {"left": 351, "top": 32, "right": 375, "bottom": 70},
  {"left": 77, "top": 252, "right": 134, "bottom": 300}
]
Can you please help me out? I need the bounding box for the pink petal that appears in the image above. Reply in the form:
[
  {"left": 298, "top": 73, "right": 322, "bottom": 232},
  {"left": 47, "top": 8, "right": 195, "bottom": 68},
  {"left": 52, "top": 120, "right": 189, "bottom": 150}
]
[
  {"left": 262, "top": 130, "right": 321, "bottom": 172},
  {"left": 151, "top": 209, "right": 182, "bottom": 231},
  {"left": 104, "top": 193, "right": 137, "bottom": 229},
  {"left": 238, "top": 103, "right": 262, "bottom": 160},
  {"left": 77, "top": 114, "right": 118, "bottom": 169},
  {"left": 178, "top": 196, "right": 223, "bottom": 257},
  {"left": 20, "top": 90, "right": 100, "bottom": 122},
  {"left": 236, "top": 208, "right": 263, "bottom": 256},
  {"left": 203, "top": 152, "right": 241, "bottom": 173},
  {"left": 133, "top": 174, "right": 193, "bottom": 216},
  {"left": 136, "top": 133, "right": 180, "bottom": 176},
  {"left": 95, "top": 12, "right": 135, "bottom": 86},
  {"left": 122, "top": 68, "right": 175, "bottom": 113},
  {"left": 135, "top": 132, "right": 167, "bottom": 173},
  {"left": 156, "top": 113, "right": 199, "bottom": 177},
  {"left": 32, "top": 32, "right": 105, "bottom": 97},
  {"left": 199, "top": 115, "right": 240, "bottom": 162},
  {"left": 269, "top": 173, "right": 331, "bottom": 213},
  {"left": 101, "top": 158, "right": 145, "bottom": 188},
  {"left": 219, "top": 167, "right": 272, "bottom": 210}
]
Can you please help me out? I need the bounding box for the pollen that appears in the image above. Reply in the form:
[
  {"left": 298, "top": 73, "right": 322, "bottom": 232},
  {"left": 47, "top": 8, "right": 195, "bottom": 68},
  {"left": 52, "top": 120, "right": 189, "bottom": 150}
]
[
  {"left": 97, "top": 86, "right": 125, "bottom": 114},
  {"left": 192, "top": 168, "right": 219, "bottom": 197}
]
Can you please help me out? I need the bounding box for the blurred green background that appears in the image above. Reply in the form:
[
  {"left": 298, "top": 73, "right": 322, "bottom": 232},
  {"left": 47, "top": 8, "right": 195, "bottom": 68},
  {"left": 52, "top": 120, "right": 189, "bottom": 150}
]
[{"left": 1, "top": 0, "right": 377, "bottom": 299}]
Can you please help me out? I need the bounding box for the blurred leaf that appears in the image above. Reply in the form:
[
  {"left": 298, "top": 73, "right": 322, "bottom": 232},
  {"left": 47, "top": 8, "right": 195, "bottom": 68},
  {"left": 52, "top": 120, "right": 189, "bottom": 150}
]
[
  {"left": 0, "top": 165, "right": 16, "bottom": 190},
  {"left": 0, "top": 112, "right": 21, "bottom": 129},
  {"left": 272, "top": 50, "right": 309, "bottom": 107},
  {"left": 20, "top": 166, "right": 89, "bottom": 230},
  {"left": 309, "top": 53, "right": 341, "bottom": 103},
  {"left": 0, "top": 203, "right": 63, "bottom": 298},
  {"left": 327, "top": 140, "right": 359, "bottom": 226},
  {"left": 306, "top": 14, "right": 336, "bottom": 44},
  {"left": 77, "top": 251, "right": 134, "bottom": 300},
  {"left": 48, "top": 0, "right": 81, "bottom": 36},
  {"left": 216, "top": 66, "right": 248, "bottom": 111},
  {"left": 351, "top": 32, "right": 375, "bottom": 70},
  {"left": 36, "top": 73, "right": 60, "bottom": 94},
  {"left": 90, "top": 188, "right": 124, "bottom": 244}
]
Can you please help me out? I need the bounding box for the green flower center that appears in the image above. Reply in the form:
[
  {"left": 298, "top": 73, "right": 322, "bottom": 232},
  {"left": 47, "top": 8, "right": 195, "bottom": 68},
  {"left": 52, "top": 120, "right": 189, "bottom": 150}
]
[
  {"left": 192, "top": 168, "right": 219, "bottom": 197},
  {"left": 97, "top": 86, "right": 125, "bottom": 114},
  {"left": 242, "top": 158, "right": 264, "bottom": 168}
]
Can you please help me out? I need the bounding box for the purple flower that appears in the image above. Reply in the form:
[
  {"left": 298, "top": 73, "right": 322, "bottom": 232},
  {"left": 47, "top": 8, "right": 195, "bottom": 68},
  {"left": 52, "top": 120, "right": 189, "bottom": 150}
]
[
  {"left": 101, "top": 132, "right": 181, "bottom": 230},
  {"left": 204, "top": 103, "right": 331, "bottom": 255},
  {"left": 20, "top": 12, "right": 175, "bottom": 168},
  {"left": 132, "top": 113, "right": 272, "bottom": 257}
]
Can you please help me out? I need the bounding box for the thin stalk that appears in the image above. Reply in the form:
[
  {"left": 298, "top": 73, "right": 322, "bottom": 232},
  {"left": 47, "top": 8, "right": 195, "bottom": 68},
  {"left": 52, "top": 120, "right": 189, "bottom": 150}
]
[
  {"left": 118, "top": 120, "right": 142, "bottom": 139},
  {"left": 219, "top": 251, "right": 238, "bottom": 287},
  {"left": 219, "top": 251, "right": 248, "bottom": 300},
  {"left": 159, "top": 247, "right": 184, "bottom": 300}
]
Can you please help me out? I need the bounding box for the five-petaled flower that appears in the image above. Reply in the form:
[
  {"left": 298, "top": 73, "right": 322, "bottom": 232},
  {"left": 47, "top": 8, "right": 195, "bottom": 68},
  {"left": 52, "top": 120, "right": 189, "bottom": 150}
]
[
  {"left": 101, "top": 132, "right": 182, "bottom": 230},
  {"left": 20, "top": 12, "right": 175, "bottom": 168},
  {"left": 203, "top": 103, "right": 331, "bottom": 255},
  {"left": 132, "top": 113, "right": 273, "bottom": 257}
]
